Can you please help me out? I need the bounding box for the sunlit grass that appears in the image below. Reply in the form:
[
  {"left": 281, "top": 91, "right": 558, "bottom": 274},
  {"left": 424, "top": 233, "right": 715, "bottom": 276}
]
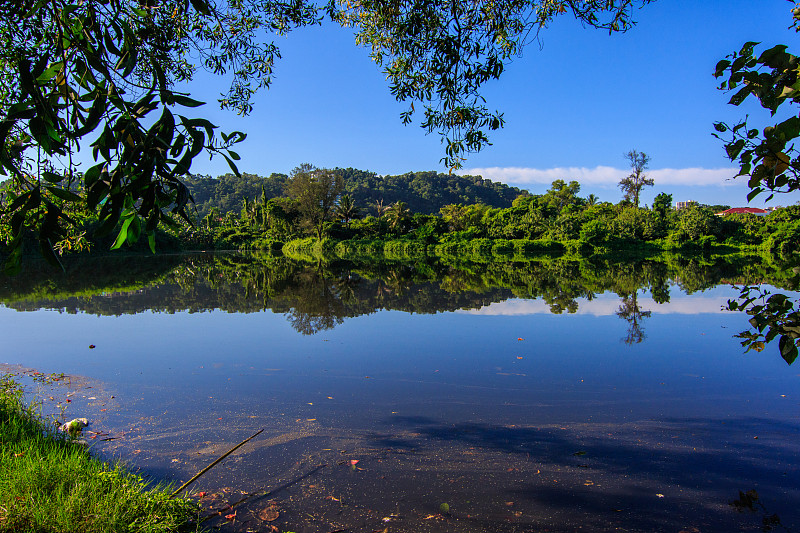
[{"left": 0, "top": 374, "right": 199, "bottom": 533}]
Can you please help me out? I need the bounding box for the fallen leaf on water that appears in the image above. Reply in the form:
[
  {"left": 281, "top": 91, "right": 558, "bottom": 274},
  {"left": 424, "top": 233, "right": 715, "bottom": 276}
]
[
  {"left": 423, "top": 514, "right": 439, "bottom": 520},
  {"left": 517, "top": 338, "right": 524, "bottom": 341},
  {"left": 326, "top": 495, "right": 340, "bottom": 502},
  {"left": 89, "top": 345, "right": 96, "bottom": 349},
  {"left": 195, "top": 492, "right": 207, "bottom": 498},
  {"left": 572, "top": 451, "right": 587, "bottom": 456},
  {"left": 327, "top": 396, "right": 334, "bottom": 399},
  {"left": 516, "top": 356, "right": 523, "bottom": 359},
  {"left": 306, "top": 418, "right": 317, "bottom": 421},
  {"left": 656, "top": 494, "right": 665, "bottom": 498},
  {"left": 224, "top": 512, "right": 236, "bottom": 521},
  {"left": 350, "top": 460, "right": 359, "bottom": 466},
  {"left": 258, "top": 506, "right": 279, "bottom": 522},
  {"left": 505, "top": 502, "right": 514, "bottom": 506},
  {"left": 513, "top": 511, "right": 523, "bottom": 517}
]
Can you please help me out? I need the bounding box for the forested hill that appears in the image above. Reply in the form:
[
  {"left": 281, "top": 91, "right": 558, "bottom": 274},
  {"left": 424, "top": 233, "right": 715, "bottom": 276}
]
[{"left": 183, "top": 168, "right": 528, "bottom": 219}]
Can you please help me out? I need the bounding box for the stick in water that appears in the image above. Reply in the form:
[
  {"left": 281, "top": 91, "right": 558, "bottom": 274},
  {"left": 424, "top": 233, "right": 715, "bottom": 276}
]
[{"left": 170, "top": 428, "right": 264, "bottom": 498}]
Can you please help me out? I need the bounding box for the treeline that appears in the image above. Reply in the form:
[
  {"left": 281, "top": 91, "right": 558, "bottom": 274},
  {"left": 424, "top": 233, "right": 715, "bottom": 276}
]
[
  {"left": 3, "top": 169, "right": 799, "bottom": 267},
  {"left": 182, "top": 168, "right": 526, "bottom": 219},
  {"left": 178, "top": 174, "right": 800, "bottom": 261}
]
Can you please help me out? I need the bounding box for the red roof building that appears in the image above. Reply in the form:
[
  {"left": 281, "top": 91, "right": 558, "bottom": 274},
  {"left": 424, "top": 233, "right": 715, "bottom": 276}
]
[{"left": 715, "top": 207, "right": 770, "bottom": 216}]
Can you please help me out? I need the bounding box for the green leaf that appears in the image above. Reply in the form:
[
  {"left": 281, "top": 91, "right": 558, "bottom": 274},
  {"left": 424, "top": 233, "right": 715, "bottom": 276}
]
[
  {"left": 189, "top": 0, "right": 212, "bottom": 16},
  {"left": 779, "top": 336, "right": 798, "bottom": 365},
  {"left": 171, "top": 94, "right": 206, "bottom": 108},
  {"left": 42, "top": 171, "right": 64, "bottom": 183},
  {"left": 223, "top": 154, "right": 241, "bottom": 178},
  {"left": 126, "top": 214, "right": 141, "bottom": 244},
  {"left": 39, "top": 239, "right": 64, "bottom": 271},
  {"left": 111, "top": 218, "right": 131, "bottom": 250},
  {"left": 36, "top": 61, "right": 64, "bottom": 83},
  {"left": 45, "top": 186, "right": 82, "bottom": 202}
]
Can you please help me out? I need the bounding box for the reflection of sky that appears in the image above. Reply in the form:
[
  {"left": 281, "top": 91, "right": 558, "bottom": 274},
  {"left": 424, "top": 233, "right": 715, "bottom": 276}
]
[
  {"left": 461, "top": 286, "right": 800, "bottom": 317},
  {"left": 4, "top": 279, "right": 799, "bottom": 531},
  {"left": 461, "top": 292, "right": 726, "bottom": 316},
  {"left": 1, "top": 282, "right": 798, "bottom": 429}
]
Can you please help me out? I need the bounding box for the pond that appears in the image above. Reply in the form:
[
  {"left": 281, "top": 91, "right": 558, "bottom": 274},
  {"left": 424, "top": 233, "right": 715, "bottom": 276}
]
[{"left": 1, "top": 252, "right": 799, "bottom": 532}]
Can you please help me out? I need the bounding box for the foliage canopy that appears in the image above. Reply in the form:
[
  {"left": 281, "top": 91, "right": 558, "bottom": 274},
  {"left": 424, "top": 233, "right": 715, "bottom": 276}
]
[{"left": 0, "top": 0, "right": 651, "bottom": 272}]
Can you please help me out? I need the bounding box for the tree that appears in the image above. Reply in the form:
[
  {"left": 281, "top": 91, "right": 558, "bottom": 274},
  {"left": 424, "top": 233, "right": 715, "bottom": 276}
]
[
  {"left": 1, "top": 0, "right": 651, "bottom": 272},
  {"left": 374, "top": 198, "right": 390, "bottom": 217},
  {"left": 652, "top": 192, "right": 673, "bottom": 217},
  {"left": 544, "top": 179, "right": 581, "bottom": 211},
  {"left": 336, "top": 194, "right": 361, "bottom": 228},
  {"left": 714, "top": 10, "right": 800, "bottom": 362},
  {"left": 284, "top": 164, "right": 344, "bottom": 239},
  {"left": 618, "top": 149, "right": 653, "bottom": 207},
  {"left": 387, "top": 201, "right": 412, "bottom": 233},
  {"left": 713, "top": 12, "right": 800, "bottom": 201}
]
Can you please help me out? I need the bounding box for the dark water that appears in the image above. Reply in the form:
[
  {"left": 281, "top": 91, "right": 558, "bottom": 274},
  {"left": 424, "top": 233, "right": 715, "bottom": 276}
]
[{"left": 1, "top": 253, "right": 798, "bottom": 532}]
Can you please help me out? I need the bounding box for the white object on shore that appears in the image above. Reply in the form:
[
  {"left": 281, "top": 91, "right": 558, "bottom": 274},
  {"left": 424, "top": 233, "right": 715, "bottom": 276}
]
[{"left": 59, "top": 418, "right": 89, "bottom": 434}]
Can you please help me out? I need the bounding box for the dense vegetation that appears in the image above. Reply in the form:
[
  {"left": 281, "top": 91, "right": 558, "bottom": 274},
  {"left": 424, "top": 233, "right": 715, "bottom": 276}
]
[
  {"left": 4, "top": 168, "right": 798, "bottom": 264},
  {"left": 182, "top": 168, "right": 527, "bottom": 220},
  {"left": 172, "top": 173, "right": 800, "bottom": 263}
]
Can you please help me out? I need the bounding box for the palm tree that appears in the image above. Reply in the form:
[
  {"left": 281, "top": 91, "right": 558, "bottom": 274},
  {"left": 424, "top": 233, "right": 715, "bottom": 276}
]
[
  {"left": 336, "top": 195, "right": 361, "bottom": 228},
  {"left": 586, "top": 194, "right": 599, "bottom": 207},
  {"left": 387, "top": 201, "right": 411, "bottom": 232},
  {"left": 374, "top": 198, "right": 390, "bottom": 217}
]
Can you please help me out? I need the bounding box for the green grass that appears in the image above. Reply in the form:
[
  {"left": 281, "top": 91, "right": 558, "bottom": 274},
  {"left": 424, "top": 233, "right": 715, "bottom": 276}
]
[{"left": 0, "top": 374, "right": 199, "bottom": 533}]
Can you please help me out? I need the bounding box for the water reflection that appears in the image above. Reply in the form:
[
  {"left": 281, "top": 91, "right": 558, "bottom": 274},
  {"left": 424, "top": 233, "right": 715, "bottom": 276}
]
[
  {"left": 616, "top": 292, "right": 652, "bottom": 345},
  {"left": 3, "top": 252, "right": 799, "bottom": 533},
  {"left": 0, "top": 251, "right": 796, "bottom": 341}
]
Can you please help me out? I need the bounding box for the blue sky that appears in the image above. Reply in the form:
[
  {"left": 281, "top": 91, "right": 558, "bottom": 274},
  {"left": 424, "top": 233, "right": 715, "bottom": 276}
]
[{"left": 186, "top": 0, "right": 800, "bottom": 208}]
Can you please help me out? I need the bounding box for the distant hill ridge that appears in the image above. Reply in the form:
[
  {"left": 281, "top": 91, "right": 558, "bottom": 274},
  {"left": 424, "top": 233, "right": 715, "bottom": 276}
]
[{"left": 183, "top": 168, "right": 528, "bottom": 219}]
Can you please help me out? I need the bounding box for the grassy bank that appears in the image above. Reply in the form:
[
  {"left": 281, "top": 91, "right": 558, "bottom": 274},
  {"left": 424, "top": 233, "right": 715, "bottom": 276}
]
[
  {"left": 0, "top": 374, "right": 199, "bottom": 533},
  {"left": 280, "top": 236, "right": 743, "bottom": 264}
]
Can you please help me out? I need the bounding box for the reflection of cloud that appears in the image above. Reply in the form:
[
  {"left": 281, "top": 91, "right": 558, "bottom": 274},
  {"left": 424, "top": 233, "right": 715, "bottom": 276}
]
[
  {"left": 461, "top": 296, "right": 730, "bottom": 316},
  {"left": 461, "top": 166, "right": 740, "bottom": 187}
]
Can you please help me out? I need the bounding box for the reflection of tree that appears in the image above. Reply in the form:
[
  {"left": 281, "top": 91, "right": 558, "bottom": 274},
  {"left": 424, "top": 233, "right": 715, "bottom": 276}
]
[
  {"left": 283, "top": 269, "right": 347, "bottom": 335},
  {"left": 616, "top": 291, "right": 652, "bottom": 345},
  {"left": 9, "top": 253, "right": 796, "bottom": 351}
]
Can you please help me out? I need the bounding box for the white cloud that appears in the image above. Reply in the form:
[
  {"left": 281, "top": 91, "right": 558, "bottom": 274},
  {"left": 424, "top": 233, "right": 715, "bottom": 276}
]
[{"left": 462, "top": 166, "right": 742, "bottom": 188}]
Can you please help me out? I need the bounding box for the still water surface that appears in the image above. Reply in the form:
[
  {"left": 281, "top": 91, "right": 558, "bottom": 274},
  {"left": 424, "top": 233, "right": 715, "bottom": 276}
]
[{"left": 1, "top": 254, "right": 798, "bottom": 532}]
